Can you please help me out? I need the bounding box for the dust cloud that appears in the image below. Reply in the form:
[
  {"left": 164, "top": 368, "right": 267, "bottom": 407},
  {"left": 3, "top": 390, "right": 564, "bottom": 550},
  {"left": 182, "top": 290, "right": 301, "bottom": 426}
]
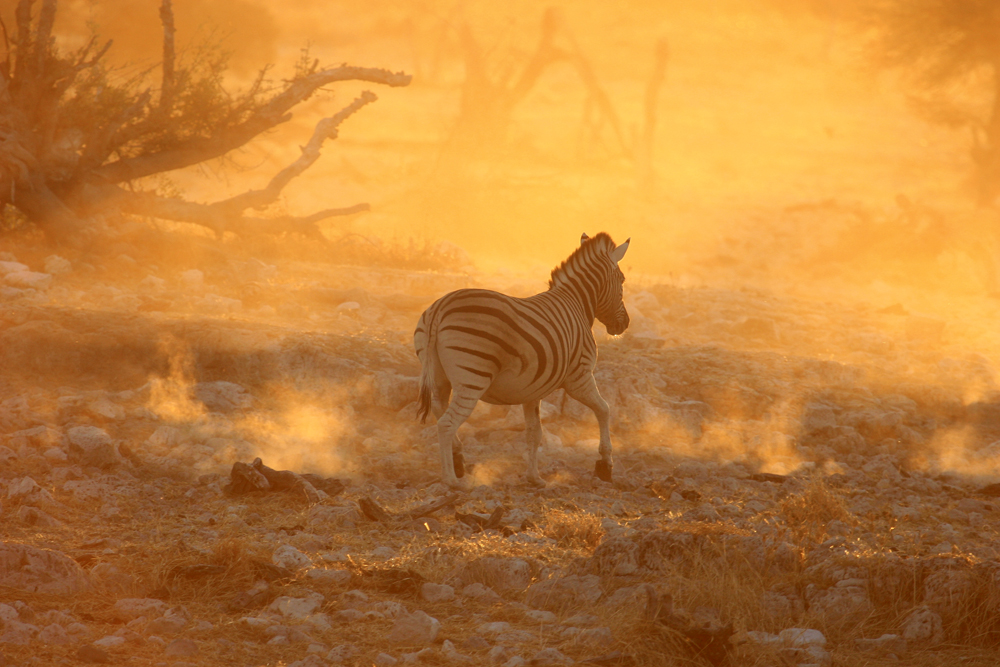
[{"left": 3, "top": 1, "right": 1000, "bottom": 491}]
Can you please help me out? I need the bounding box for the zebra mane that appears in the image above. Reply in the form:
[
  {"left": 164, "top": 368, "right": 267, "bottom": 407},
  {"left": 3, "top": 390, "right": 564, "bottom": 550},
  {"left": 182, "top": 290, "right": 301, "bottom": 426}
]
[{"left": 548, "top": 232, "right": 616, "bottom": 289}]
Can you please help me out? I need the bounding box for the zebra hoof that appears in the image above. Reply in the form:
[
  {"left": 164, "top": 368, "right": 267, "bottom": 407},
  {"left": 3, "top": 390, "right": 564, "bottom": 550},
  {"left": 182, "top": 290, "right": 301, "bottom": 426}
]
[
  {"left": 453, "top": 451, "right": 466, "bottom": 479},
  {"left": 594, "top": 459, "right": 613, "bottom": 483}
]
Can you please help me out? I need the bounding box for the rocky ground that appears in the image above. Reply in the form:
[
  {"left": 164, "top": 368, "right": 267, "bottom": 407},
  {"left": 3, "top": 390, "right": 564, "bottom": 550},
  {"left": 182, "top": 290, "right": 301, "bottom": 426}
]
[{"left": 2, "top": 233, "right": 1000, "bottom": 667}]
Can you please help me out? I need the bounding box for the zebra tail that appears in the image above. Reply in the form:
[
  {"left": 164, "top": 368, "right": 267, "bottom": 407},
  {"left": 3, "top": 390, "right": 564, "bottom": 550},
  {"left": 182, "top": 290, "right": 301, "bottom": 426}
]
[
  {"left": 417, "top": 380, "right": 432, "bottom": 423},
  {"left": 416, "top": 316, "right": 436, "bottom": 423}
]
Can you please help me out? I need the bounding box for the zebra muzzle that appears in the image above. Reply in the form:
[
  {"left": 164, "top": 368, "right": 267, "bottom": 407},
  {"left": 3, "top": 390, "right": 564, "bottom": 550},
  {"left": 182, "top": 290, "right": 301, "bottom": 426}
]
[{"left": 605, "top": 314, "right": 629, "bottom": 336}]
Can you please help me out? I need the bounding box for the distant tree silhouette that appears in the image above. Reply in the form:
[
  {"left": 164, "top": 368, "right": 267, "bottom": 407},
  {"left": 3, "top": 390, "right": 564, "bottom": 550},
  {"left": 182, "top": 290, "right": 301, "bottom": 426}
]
[
  {"left": 0, "top": 0, "right": 410, "bottom": 243},
  {"left": 866, "top": 0, "right": 1000, "bottom": 205}
]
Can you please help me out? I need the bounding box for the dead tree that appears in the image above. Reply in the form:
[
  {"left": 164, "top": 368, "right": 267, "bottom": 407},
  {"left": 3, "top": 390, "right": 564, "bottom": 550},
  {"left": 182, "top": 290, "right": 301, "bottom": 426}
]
[
  {"left": 447, "top": 8, "right": 667, "bottom": 192},
  {"left": 0, "top": 0, "right": 411, "bottom": 242},
  {"left": 448, "top": 7, "right": 564, "bottom": 155}
]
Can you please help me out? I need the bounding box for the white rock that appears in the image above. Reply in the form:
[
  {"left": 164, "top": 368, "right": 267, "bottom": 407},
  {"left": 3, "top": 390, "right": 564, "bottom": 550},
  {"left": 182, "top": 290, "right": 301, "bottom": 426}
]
[
  {"left": 0, "top": 543, "right": 91, "bottom": 595},
  {"left": 327, "top": 644, "right": 357, "bottom": 663},
  {"left": 421, "top": 583, "right": 455, "bottom": 603},
  {"left": 462, "top": 583, "right": 501, "bottom": 601},
  {"left": 38, "top": 623, "right": 73, "bottom": 645},
  {"left": 386, "top": 610, "right": 441, "bottom": 646},
  {"left": 306, "top": 568, "right": 352, "bottom": 586},
  {"left": 0, "top": 604, "right": 18, "bottom": 622},
  {"left": 371, "top": 546, "right": 397, "bottom": 560},
  {"left": 0, "top": 620, "right": 39, "bottom": 645},
  {"left": 93, "top": 635, "right": 126, "bottom": 649},
  {"left": 779, "top": 628, "right": 826, "bottom": 647},
  {"left": 0, "top": 261, "right": 29, "bottom": 275},
  {"left": 901, "top": 606, "right": 943, "bottom": 645},
  {"left": 180, "top": 269, "right": 204, "bottom": 286},
  {"left": 44, "top": 255, "right": 72, "bottom": 275},
  {"left": 524, "top": 609, "right": 556, "bottom": 623},
  {"left": 114, "top": 598, "right": 169, "bottom": 621},
  {"left": 528, "top": 648, "right": 573, "bottom": 665},
  {"left": 269, "top": 592, "right": 324, "bottom": 620},
  {"left": 477, "top": 622, "right": 511, "bottom": 635},
  {"left": 374, "top": 653, "right": 399, "bottom": 666},
  {"left": 67, "top": 425, "right": 112, "bottom": 449},
  {"left": 4, "top": 271, "right": 51, "bottom": 290},
  {"left": 138, "top": 275, "right": 166, "bottom": 292},
  {"left": 441, "top": 639, "right": 474, "bottom": 663},
  {"left": 273, "top": 544, "right": 312, "bottom": 570}
]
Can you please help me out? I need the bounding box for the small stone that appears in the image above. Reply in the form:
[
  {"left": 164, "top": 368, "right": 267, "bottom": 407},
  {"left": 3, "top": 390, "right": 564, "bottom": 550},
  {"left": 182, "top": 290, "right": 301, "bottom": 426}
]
[
  {"left": 461, "top": 583, "right": 501, "bottom": 602},
  {"left": 327, "top": 644, "right": 357, "bottom": 663},
  {"left": 306, "top": 569, "right": 352, "bottom": 586},
  {"left": 442, "top": 639, "right": 474, "bottom": 662},
  {"left": 180, "top": 269, "right": 204, "bottom": 287},
  {"left": 421, "top": 582, "right": 455, "bottom": 603},
  {"left": 37, "top": 623, "right": 73, "bottom": 645},
  {"left": 4, "top": 271, "right": 52, "bottom": 290},
  {"left": 462, "top": 636, "right": 491, "bottom": 651},
  {"left": 92, "top": 635, "right": 126, "bottom": 649},
  {"left": 272, "top": 544, "right": 312, "bottom": 570},
  {"left": 901, "top": 606, "right": 943, "bottom": 646},
  {"left": 477, "top": 622, "right": 511, "bottom": 635},
  {"left": 386, "top": 610, "right": 441, "bottom": 646},
  {"left": 76, "top": 645, "right": 111, "bottom": 663},
  {"left": 114, "top": 599, "right": 169, "bottom": 621},
  {"left": 528, "top": 648, "right": 573, "bottom": 665},
  {"left": 374, "top": 653, "right": 398, "bottom": 666},
  {"left": 44, "top": 255, "right": 72, "bottom": 275},
  {"left": 269, "top": 592, "right": 325, "bottom": 620},
  {"left": 164, "top": 638, "right": 199, "bottom": 657},
  {"left": 779, "top": 628, "right": 826, "bottom": 647}
]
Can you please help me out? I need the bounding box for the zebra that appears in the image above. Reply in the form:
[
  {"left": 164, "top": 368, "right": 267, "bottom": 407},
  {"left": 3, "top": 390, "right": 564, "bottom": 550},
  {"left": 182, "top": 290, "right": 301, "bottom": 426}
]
[{"left": 413, "top": 232, "right": 630, "bottom": 488}]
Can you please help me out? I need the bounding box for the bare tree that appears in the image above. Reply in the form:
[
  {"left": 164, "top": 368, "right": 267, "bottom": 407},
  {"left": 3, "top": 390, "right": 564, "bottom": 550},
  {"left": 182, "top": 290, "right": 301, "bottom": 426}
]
[
  {"left": 0, "top": 0, "right": 411, "bottom": 242},
  {"left": 866, "top": 0, "right": 1000, "bottom": 205}
]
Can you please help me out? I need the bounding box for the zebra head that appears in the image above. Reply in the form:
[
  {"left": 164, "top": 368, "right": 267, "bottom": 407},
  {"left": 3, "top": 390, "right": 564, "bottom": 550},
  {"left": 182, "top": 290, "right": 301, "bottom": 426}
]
[{"left": 581, "top": 232, "right": 631, "bottom": 336}]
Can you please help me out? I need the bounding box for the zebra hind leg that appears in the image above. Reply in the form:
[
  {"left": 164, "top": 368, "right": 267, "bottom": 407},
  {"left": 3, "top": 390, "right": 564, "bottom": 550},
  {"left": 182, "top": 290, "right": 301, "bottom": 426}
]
[
  {"left": 436, "top": 388, "right": 483, "bottom": 488},
  {"left": 522, "top": 400, "right": 546, "bottom": 487}
]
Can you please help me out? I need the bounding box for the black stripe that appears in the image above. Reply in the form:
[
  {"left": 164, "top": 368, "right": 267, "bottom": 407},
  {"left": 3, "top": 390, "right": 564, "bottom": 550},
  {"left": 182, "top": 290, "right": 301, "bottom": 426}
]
[
  {"left": 458, "top": 365, "right": 493, "bottom": 379},
  {"left": 446, "top": 345, "right": 500, "bottom": 366},
  {"left": 461, "top": 384, "right": 486, "bottom": 391},
  {"left": 443, "top": 303, "right": 549, "bottom": 385},
  {"left": 441, "top": 325, "right": 520, "bottom": 356}
]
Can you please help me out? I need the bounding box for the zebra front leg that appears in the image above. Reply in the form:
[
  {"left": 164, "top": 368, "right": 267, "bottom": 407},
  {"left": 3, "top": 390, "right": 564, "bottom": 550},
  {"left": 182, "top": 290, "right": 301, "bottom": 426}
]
[
  {"left": 565, "top": 378, "right": 614, "bottom": 483},
  {"left": 522, "top": 400, "right": 546, "bottom": 487}
]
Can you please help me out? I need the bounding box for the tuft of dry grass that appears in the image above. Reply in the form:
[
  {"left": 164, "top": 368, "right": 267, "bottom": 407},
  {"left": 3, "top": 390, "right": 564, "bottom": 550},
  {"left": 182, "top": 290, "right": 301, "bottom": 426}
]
[
  {"left": 778, "top": 474, "right": 855, "bottom": 543},
  {"left": 542, "top": 508, "right": 605, "bottom": 549}
]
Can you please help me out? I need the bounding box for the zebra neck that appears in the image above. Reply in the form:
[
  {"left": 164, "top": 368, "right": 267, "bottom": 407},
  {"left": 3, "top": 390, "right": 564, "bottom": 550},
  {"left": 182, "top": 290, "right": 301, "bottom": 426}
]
[{"left": 548, "top": 280, "right": 597, "bottom": 324}]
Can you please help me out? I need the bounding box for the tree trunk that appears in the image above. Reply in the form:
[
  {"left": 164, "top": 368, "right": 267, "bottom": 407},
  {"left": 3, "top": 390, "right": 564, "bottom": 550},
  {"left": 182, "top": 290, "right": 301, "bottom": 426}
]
[{"left": 975, "top": 63, "right": 1000, "bottom": 206}]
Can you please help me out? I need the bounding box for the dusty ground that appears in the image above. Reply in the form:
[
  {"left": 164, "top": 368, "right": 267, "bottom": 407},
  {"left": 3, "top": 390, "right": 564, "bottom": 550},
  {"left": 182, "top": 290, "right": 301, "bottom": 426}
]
[{"left": 2, "top": 222, "right": 1000, "bottom": 667}]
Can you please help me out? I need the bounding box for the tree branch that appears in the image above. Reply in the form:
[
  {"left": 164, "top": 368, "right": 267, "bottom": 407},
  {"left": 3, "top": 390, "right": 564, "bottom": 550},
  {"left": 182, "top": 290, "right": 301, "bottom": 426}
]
[
  {"left": 33, "top": 0, "right": 56, "bottom": 73},
  {"left": 159, "top": 0, "right": 175, "bottom": 112},
  {"left": 90, "top": 65, "right": 411, "bottom": 184},
  {"left": 215, "top": 91, "right": 378, "bottom": 213},
  {"left": 507, "top": 7, "right": 563, "bottom": 106},
  {"left": 0, "top": 14, "right": 12, "bottom": 79},
  {"left": 76, "top": 89, "right": 152, "bottom": 174},
  {"left": 12, "top": 0, "right": 33, "bottom": 83},
  {"left": 83, "top": 184, "right": 369, "bottom": 240}
]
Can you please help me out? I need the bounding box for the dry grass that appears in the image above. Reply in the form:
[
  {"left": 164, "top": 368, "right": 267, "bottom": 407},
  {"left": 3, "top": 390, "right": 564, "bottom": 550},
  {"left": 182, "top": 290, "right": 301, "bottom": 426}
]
[
  {"left": 541, "top": 508, "right": 606, "bottom": 549},
  {"left": 778, "top": 474, "right": 855, "bottom": 543}
]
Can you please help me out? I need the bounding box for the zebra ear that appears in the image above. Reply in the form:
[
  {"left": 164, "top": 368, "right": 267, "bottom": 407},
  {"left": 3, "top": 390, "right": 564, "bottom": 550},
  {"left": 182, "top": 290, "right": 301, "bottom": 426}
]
[
  {"left": 611, "top": 237, "right": 630, "bottom": 263},
  {"left": 580, "top": 232, "right": 589, "bottom": 245}
]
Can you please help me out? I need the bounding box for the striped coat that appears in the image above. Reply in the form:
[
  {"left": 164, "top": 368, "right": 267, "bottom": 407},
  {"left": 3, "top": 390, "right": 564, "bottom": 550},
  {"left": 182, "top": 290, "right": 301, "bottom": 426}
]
[{"left": 413, "top": 232, "right": 630, "bottom": 487}]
